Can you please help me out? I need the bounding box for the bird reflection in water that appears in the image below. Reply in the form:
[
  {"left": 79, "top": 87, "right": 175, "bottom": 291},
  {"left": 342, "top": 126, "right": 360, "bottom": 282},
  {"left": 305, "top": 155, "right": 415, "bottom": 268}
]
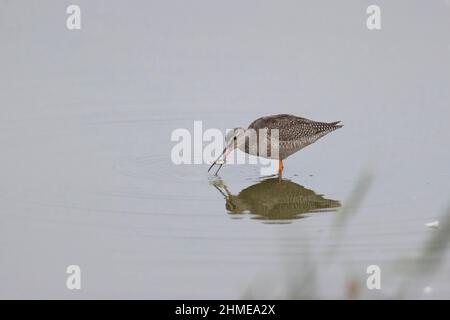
[{"left": 211, "top": 177, "right": 341, "bottom": 223}]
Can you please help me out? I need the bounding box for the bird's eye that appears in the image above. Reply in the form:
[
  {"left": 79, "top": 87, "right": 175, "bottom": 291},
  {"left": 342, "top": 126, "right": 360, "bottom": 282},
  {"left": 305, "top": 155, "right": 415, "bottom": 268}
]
[{"left": 233, "top": 136, "right": 237, "bottom": 140}]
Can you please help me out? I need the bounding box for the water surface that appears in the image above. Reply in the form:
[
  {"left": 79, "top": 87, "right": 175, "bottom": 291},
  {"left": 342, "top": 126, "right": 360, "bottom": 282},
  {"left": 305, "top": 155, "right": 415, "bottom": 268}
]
[{"left": 1, "top": 1, "right": 450, "bottom": 299}]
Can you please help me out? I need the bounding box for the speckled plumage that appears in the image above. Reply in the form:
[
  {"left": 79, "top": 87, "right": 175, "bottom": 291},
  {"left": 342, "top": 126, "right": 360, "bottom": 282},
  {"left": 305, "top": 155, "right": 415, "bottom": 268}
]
[
  {"left": 208, "top": 113, "right": 343, "bottom": 175},
  {"left": 241, "top": 114, "right": 342, "bottom": 160}
]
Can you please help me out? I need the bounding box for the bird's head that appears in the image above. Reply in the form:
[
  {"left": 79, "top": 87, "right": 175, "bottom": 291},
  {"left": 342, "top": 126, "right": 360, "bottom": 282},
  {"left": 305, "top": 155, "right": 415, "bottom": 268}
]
[
  {"left": 225, "top": 127, "right": 246, "bottom": 149},
  {"left": 208, "top": 127, "right": 246, "bottom": 175}
]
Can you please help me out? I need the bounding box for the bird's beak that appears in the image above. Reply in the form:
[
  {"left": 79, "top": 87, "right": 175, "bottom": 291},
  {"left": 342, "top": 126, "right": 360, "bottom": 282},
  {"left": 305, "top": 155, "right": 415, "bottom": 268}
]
[{"left": 208, "top": 144, "right": 233, "bottom": 175}]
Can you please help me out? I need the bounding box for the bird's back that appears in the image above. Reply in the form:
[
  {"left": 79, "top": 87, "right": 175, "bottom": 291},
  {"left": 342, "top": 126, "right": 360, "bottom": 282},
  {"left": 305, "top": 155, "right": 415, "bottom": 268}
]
[
  {"left": 247, "top": 114, "right": 342, "bottom": 159},
  {"left": 248, "top": 114, "right": 342, "bottom": 142}
]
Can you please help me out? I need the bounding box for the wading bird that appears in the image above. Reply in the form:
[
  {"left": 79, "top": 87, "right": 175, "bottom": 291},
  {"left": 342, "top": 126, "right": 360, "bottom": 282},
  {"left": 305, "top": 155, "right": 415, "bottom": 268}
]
[{"left": 208, "top": 114, "right": 342, "bottom": 176}]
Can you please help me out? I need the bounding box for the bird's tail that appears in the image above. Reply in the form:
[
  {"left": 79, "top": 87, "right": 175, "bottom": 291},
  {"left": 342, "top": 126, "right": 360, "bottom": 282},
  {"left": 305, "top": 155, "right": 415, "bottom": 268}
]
[{"left": 329, "top": 121, "right": 343, "bottom": 129}]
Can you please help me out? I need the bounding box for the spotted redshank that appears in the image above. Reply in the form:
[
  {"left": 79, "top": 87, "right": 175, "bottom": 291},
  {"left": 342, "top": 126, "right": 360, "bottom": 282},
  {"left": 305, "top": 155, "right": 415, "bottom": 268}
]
[{"left": 208, "top": 114, "right": 342, "bottom": 175}]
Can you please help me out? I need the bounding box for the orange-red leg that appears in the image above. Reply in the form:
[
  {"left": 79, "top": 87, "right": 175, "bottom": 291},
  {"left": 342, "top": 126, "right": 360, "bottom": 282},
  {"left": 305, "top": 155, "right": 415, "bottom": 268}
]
[{"left": 278, "top": 159, "right": 284, "bottom": 176}]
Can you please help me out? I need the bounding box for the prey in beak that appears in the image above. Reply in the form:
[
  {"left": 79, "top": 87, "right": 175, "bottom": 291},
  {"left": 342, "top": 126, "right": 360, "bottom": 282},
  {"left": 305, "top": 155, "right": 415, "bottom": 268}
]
[{"left": 208, "top": 145, "right": 233, "bottom": 175}]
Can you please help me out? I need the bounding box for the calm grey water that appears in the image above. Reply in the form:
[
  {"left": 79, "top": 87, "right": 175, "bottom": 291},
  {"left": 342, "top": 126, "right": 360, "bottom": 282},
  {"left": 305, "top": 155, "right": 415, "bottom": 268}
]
[{"left": 1, "top": 1, "right": 450, "bottom": 299}]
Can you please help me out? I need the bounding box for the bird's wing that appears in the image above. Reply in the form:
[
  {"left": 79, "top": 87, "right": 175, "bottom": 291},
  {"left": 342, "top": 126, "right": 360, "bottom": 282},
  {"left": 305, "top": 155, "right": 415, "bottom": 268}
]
[{"left": 248, "top": 114, "right": 342, "bottom": 141}]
